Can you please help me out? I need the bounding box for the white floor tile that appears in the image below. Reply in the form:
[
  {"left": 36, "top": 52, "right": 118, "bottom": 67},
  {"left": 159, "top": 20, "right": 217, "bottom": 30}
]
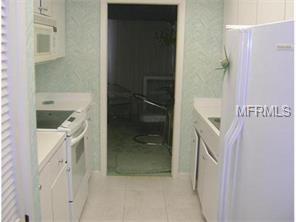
[
  {"left": 124, "top": 220, "right": 167, "bottom": 222},
  {"left": 81, "top": 175, "right": 204, "bottom": 222},
  {"left": 126, "top": 177, "right": 163, "bottom": 191},
  {"left": 87, "top": 189, "right": 125, "bottom": 208},
  {"left": 125, "top": 190, "right": 165, "bottom": 208},
  {"left": 123, "top": 206, "right": 167, "bottom": 221},
  {"left": 80, "top": 203, "right": 124, "bottom": 221},
  {"left": 161, "top": 176, "right": 193, "bottom": 194},
  {"left": 81, "top": 220, "right": 122, "bottom": 222},
  {"left": 165, "top": 191, "right": 200, "bottom": 209},
  {"left": 167, "top": 207, "right": 203, "bottom": 222},
  {"left": 90, "top": 175, "right": 128, "bottom": 192}
]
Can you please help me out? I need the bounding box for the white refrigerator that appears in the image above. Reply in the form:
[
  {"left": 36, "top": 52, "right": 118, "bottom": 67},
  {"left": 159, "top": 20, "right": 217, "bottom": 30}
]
[{"left": 219, "top": 21, "right": 294, "bottom": 221}]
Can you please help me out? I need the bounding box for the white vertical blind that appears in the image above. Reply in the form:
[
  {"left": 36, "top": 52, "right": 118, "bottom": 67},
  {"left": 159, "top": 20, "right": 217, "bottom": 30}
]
[{"left": 1, "top": 0, "right": 21, "bottom": 221}]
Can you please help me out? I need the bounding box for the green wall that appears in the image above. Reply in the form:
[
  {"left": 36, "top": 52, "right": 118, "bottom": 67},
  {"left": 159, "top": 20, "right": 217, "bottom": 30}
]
[
  {"left": 180, "top": 0, "right": 224, "bottom": 172},
  {"left": 36, "top": 0, "right": 224, "bottom": 172}
]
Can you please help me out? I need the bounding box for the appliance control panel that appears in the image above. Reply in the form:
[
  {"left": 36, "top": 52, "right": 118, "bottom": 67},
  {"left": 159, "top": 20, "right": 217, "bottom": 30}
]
[{"left": 60, "top": 111, "right": 86, "bottom": 130}]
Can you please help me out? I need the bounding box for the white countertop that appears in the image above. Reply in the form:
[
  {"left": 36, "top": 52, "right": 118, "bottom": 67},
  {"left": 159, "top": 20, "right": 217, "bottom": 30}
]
[
  {"left": 36, "top": 92, "right": 92, "bottom": 112},
  {"left": 37, "top": 131, "right": 66, "bottom": 171},
  {"left": 194, "top": 98, "right": 222, "bottom": 136}
]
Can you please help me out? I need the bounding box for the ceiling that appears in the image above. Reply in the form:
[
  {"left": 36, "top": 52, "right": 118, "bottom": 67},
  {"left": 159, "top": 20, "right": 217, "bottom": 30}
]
[{"left": 108, "top": 4, "right": 177, "bottom": 22}]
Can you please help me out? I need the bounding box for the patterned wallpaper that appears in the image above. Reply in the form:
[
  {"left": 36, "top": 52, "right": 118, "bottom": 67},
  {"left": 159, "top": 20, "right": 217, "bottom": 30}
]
[
  {"left": 35, "top": 0, "right": 224, "bottom": 172},
  {"left": 179, "top": 0, "right": 224, "bottom": 172}
]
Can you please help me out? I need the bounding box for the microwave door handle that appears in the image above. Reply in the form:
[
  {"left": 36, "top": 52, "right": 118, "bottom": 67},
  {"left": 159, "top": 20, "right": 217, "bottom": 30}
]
[{"left": 70, "top": 121, "right": 88, "bottom": 146}]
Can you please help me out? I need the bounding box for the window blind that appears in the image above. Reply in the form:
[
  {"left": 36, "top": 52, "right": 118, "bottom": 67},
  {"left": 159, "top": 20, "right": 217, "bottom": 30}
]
[{"left": 1, "top": 0, "right": 21, "bottom": 221}]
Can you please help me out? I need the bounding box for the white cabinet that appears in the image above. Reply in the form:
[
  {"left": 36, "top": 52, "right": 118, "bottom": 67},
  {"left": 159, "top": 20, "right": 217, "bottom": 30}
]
[
  {"left": 224, "top": 0, "right": 291, "bottom": 26},
  {"left": 34, "top": 0, "right": 53, "bottom": 17},
  {"left": 238, "top": 0, "right": 257, "bottom": 25},
  {"left": 39, "top": 140, "right": 69, "bottom": 222},
  {"left": 34, "top": 0, "right": 41, "bottom": 14},
  {"left": 197, "top": 139, "right": 219, "bottom": 222},
  {"left": 190, "top": 128, "right": 199, "bottom": 190},
  {"left": 41, "top": 0, "right": 53, "bottom": 17},
  {"left": 34, "top": 0, "right": 65, "bottom": 61},
  {"left": 197, "top": 140, "right": 206, "bottom": 202},
  {"left": 224, "top": 0, "right": 239, "bottom": 25},
  {"left": 51, "top": 165, "right": 69, "bottom": 221},
  {"left": 85, "top": 106, "right": 92, "bottom": 179},
  {"left": 257, "top": 0, "right": 285, "bottom": 23},
  {"left": 285, "top": 0, "right": 294, "bottom": 20},
  {"left": 52, "top": 0, "right": 65, "bottom": 58}
]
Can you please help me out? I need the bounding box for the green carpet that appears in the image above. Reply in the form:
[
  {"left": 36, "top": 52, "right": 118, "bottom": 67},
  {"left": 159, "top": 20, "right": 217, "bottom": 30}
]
[{"left": 107, "top": 120, "right": 171, "bottom": 176}]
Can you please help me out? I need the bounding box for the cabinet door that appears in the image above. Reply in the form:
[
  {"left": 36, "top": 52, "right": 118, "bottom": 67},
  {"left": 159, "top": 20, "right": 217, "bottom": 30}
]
[
  {"left": 34, "top": 0, "right": 41, "bottom": 14},
  {"left": 51, "top": 165, "right": 69, "bottom": 222},
  {"left": 257, "top": 0, "right": 285, "bottom": 24},
  {"left": 40, "top": 0, "right": 53, "bottom": 17},
  {"left": 197, "top": 139, "right": 207, "bottom": 205},
  {"left": 200, "top": 140, "right": 219, "bottom": 222},
  {"left": 190, "top": 128, "right": 199, "bottom": 190},
  {"left": 224, "top": 0, "right": 239, "bottom": 25},
  {"left": 39, "top": 172, "right": 54, "bottom": 221},
  {"left": 238, "top": 0, "right": 257, "bottom": 25},
  {"left": 52, "top": 0, "right": 65, "bottom": 58},
  {"left": 285, "top": 0, "right": 294, "bottom": 20},
  {"left": 85, "top": 108, "right": 92, "bottom": 178}
]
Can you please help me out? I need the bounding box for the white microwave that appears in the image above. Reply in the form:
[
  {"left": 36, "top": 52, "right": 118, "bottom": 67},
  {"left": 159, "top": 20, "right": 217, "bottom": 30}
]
[{"left": 34, "top": 23, "right": 57, "bottom": 63}]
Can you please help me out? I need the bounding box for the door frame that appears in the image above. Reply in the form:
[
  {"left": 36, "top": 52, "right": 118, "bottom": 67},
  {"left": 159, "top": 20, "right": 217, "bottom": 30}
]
[
  {"left": 7, "top": 0, "right": 38, "bottom": 220},
  {"left": 100, "top": 0, "right": 186, "bottom": 178}
]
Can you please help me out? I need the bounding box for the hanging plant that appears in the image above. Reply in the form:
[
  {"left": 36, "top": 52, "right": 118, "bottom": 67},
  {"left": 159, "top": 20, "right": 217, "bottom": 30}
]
[{"left": 155, "top": 22, "right": 176, "bottom": 47}]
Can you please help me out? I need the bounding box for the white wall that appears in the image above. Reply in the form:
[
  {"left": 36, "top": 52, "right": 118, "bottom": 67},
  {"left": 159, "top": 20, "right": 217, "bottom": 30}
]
[{"left": 224, "top": 0, "right": 294, "bottom": 25}]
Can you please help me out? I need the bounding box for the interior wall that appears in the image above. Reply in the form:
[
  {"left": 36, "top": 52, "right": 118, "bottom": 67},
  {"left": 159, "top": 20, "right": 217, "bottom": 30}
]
[
  {"left": 108, "top": 19, "right": 175, "bottom": 95},
  {"left": 35, "top": 0, "right": 224, "bottom": 173},
  {"left": 179, "top": 0, "right": 224, "bottom": 172}
]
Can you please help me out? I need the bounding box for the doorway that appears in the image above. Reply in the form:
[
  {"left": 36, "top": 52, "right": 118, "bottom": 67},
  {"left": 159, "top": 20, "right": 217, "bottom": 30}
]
[
  {"left": 100, "top": 0, "right": 185, "bottom": 177},
  {"left": 107, "top": 4, "right": 177, "bottom": 175}
]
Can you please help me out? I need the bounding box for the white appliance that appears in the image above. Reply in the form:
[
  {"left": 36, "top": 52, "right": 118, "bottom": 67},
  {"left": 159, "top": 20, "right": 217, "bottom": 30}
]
[
  {"left": 34, "top": 15, "right": 57, "bottom": 63},
  {"left": 218, "top": 21, "right": 293, "bottom": 221},
  {"left": 37, "top": 110, "right": 89, "bottom": 222}
]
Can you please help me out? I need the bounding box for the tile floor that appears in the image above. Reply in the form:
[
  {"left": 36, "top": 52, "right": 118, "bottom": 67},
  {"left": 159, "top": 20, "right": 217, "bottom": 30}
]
[{"left": 80, "top": 173, "right": 205, "bottom": 222}]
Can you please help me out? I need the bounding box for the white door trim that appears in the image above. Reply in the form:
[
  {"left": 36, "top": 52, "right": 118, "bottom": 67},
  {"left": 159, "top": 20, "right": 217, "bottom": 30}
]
[
  {"left": 7, "top": 0, "right": 37, "bottom": 220},
  {"left": 100, "top": 0, "right": 186, "bottom": 178}
]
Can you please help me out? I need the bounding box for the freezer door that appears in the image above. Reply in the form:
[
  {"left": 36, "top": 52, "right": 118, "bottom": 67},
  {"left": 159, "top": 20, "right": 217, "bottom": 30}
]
[{"left": 230, "top": 21, "right": 294, "bottom": 221}]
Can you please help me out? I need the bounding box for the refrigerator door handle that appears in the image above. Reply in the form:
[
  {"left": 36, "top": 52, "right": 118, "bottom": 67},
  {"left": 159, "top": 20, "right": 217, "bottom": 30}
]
[
  {"left": 218, "top": 118, "right": 244, "bottom": 222},
  {"left": 218, "top": 28, "right": 251, "bottom": 222}
]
